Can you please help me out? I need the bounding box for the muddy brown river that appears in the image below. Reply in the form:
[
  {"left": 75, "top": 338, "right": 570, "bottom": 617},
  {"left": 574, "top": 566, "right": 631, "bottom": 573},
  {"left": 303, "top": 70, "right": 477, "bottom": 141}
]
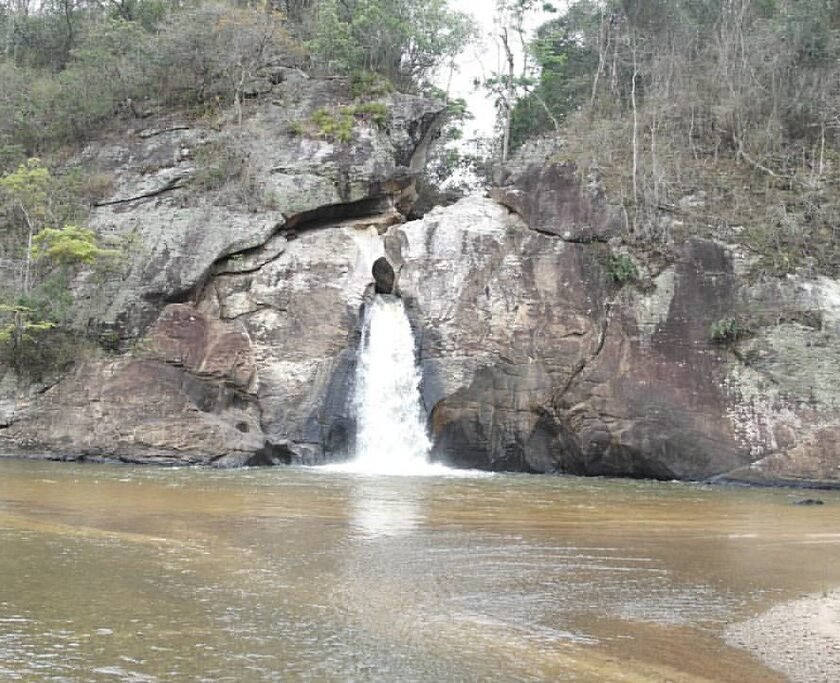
[{"left": 2, "top": 459, "right": 840, "bottom": 681}]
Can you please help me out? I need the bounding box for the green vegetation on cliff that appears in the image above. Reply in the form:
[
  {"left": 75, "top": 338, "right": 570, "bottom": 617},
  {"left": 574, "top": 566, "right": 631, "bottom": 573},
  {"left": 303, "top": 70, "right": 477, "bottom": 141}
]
[
  {"left": 308, "top": 0, "right": 473, "bottom": 90},
  {"left": 0, "top": 0, "right": 473, "bottom": 374},
  {"left": 506, "top": 0, "right": 840, "bottom": 276},
  {"left": 0, "top": 159, "right": 117, "bottom": 374},
  {"left": 0, "top": 1, "right": 472, "bottom": 165},
  {"left": 0, "top": 1, "right": 300, "bottom": 160}
]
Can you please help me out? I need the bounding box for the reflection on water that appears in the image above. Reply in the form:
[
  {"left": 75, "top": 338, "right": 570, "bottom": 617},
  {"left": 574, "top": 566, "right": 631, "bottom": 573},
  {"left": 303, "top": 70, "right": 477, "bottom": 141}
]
[
  {"left": 349, "top": 476, "right": 424, "bottom": 537},
  {"left": 1, "top": 460, "right": 840, "bottom": 681},
  {"left": 343, "top": 470, "right": 491, "bottom": 537}
]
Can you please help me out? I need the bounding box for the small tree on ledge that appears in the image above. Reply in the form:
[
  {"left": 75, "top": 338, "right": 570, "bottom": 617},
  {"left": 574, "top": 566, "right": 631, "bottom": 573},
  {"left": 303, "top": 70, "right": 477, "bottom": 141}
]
[{"left": 0, "top": 161, "right": 118, "bottom": 375}]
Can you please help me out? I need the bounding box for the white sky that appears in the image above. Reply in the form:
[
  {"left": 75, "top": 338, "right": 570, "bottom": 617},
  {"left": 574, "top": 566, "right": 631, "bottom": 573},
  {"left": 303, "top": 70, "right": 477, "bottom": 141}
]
[{"left": 440, "top": 0, "right": 558, "bottom": 139}]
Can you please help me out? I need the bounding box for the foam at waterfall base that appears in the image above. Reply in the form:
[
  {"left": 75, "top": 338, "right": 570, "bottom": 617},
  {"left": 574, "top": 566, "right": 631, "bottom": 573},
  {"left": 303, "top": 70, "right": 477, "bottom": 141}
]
[
  {"left": 319, "top": 457, "right": 456, "bottom": 477},
  {"left": 322, "top": 294, "right": 453, "bottom": 477}
]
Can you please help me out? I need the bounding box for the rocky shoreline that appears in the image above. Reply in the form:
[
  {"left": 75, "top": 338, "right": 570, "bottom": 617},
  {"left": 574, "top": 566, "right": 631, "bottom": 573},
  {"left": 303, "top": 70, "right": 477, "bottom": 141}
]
[
  {"left": 726, "top": 590, "right": 840, "bottom": 682},
  {"left": 6, "top": 451, "right": 840, "bottom": 499}
]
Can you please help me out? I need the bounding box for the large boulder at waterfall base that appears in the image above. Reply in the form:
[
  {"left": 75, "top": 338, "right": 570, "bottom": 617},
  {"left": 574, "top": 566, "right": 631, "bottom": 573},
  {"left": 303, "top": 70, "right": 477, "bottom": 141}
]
[{"left": 372, "top": 257, "right": 397, "bottom": 294}]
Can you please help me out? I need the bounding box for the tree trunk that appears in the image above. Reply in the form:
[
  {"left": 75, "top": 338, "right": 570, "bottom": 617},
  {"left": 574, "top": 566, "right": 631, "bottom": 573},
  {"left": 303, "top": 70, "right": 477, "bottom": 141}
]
[
  {"left": 61, "top": 0, "right": 75, "bottom": 69},
  {"left": 590, "top": 8, "right": 609, "bottom": 111},
  {"left": 500, "top": 26, "right": 515, "bottom": 163},
  {"left": 18, "top": 201, "right": 34, "bottom": 296},
  {"left": 631, "top": 40, "right": 639, "bottom": 211},
  {"left": 5, "top": 5, "right": 15, "bottom": 59},
  {"left": 650, "top": 109, "right": 658, "bottom": 203}
]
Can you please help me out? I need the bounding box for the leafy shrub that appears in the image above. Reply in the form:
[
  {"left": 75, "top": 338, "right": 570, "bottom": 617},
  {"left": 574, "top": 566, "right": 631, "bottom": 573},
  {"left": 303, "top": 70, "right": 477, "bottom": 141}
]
[
  {"left": 307, "top": 102, "right": 390, "bottom": 143},
  {"left": 288, "top": 120, "right": 306, "bottom": 136},
  {"left": 710, "top": 318, "right": 750, "bottom": 345},
  {"left": 606, "top": 253, "right": 638, "bottom": 285},
  {"left": 350, "top": 70, "right": 393, "bottom": 99},
  {"left": 32, "top": 226, "right": 119, "bottom": 266},
  {"left": 348, "top": 101, "right": 389, "bottom": 126},
  {"left": 193, "top": 137, "right": 249, "bottom": 191},
  {"left": 311, "top": 107, "right": 356, "bottom": 143}
]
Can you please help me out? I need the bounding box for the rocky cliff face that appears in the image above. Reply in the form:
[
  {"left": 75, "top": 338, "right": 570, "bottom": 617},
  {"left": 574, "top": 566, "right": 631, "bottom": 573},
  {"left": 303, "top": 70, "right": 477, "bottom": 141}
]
[
  {"left": 1, "top": 81, "right": 839, "bottom": 486},
  {"left": 0, "top": 70, "right": 441, "bottom": 466},
  {"left": 391, "top": 198, "right": 746, "bottom": 480}
]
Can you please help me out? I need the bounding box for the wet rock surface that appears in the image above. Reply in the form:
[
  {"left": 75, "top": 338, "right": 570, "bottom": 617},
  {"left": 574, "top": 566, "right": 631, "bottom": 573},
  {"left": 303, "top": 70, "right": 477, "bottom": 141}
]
[
  {"left": 372, "top": 256, "right": 397, "bottom": 294},
  {"left": 392, "top": 198, "right": 749, "bottom": 479}
]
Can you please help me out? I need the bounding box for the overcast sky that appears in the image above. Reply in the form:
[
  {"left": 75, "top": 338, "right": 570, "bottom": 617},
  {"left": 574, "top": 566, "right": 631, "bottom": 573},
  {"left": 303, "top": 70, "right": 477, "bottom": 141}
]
[{"left": 441, "top": 1, "right": 558, "bottom": 139}]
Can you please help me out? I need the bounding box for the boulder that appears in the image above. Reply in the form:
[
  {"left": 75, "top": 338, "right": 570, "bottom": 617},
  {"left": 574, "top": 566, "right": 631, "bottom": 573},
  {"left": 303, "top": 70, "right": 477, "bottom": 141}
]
[
  {"left": 372, "top": 256, "right": 396, "bottom": 294},
  {"left": 0, "top": 358, "right": 264, "bottom": 465},
  {"left": 490, "top": 137, "right": 621, "bottom": 243}
]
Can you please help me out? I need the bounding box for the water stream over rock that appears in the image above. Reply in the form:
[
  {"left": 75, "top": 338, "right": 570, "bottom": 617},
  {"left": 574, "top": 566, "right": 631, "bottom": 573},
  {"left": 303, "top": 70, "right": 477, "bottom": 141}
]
[{"left": 325, "top": 295, "right": 449, "bottom": 476}]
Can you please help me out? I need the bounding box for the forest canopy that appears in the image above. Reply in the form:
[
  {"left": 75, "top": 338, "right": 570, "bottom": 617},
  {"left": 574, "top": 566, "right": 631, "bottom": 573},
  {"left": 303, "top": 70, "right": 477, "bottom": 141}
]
[
  {"left": 500, "top": 0, "right": 840, "bottom": 274},
  {"left": 1, "top": 0, "right": 839, "bottom": 278},
  {"left": 0, "top": 0, "right": 473, "bottom": 164}
]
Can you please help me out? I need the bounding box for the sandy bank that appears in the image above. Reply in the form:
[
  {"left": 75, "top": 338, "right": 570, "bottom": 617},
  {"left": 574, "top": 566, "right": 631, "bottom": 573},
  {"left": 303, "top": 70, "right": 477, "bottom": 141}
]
[{"left": 726, "top": 590, "right": 840, "bottom": 682}]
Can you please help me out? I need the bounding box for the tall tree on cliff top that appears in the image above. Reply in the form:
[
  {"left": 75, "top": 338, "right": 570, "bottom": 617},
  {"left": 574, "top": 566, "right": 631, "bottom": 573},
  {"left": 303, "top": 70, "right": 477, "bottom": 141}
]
[{"left": 478, "top": 0, "right": 558, "bottom": 162}]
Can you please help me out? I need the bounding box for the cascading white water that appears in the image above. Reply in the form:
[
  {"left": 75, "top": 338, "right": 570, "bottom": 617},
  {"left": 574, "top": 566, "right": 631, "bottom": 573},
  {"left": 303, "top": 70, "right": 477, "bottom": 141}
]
[{"left": 329, "top": 294, "right": 450, "bottom": 476}]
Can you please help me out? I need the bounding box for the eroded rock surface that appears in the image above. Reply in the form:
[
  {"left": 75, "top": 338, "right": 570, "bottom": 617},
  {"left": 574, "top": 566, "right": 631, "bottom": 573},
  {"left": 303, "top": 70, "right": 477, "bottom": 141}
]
[
  {"left": 74, "top": 71, "right": 443, "bottom": 344},
  {"left": 1, "top": 86, "right": 839, "bottom": 484},
  {"left": 3, "top": 355, "right": 263, "bottom": 466},
  {"left": 718, "top": 276, "right": 840, "bottom": 486},
  {"left": 389, "top": 199, "right": 747, "bottom": 479},
  {"left": 0, "top": 75, "right": 442, "bottom": 466}
]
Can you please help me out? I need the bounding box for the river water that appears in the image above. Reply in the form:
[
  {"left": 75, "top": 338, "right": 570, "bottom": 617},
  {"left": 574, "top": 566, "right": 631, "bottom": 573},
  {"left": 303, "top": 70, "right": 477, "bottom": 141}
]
[{"left": 2, "top": 460, "right": 840, "bottom": 681}]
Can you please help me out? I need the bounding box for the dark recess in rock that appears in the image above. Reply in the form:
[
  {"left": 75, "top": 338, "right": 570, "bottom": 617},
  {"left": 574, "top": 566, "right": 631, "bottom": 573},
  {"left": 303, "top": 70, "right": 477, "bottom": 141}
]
[
  {"left": 325, "top": 418, "right": 354, "bottom": 459},
  {"left": 302, "top": 344, "right": 358, "bottom": 463},
  {"left": 283, "top": 195, "right": 394, "bottom": 231},
  {"left": 561, "top": 443, "right": 678, "bottom": 481},
  {"left": 246, "top": 442, "right": 294, "bottom": 466}
]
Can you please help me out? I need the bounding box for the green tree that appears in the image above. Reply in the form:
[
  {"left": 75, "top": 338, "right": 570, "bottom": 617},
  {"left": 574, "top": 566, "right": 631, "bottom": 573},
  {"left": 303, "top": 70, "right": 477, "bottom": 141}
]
[
  {"left": 0, "top": 157, "right": 49, "bottom": 295},
  {"left": 508, "top": 5, "right": 598, "bottom": 149},
  {"left": 0, "top": 160, "right": 116, "bottom": 372},
  {"left": 0, "top": 303, "right": 56, "bottom": 363},
  {"left": 308, "top": 0, "right": 475, "bottom": 91},
  {"left": 31, "top": 224, "right": 113, "bottom": 266}
]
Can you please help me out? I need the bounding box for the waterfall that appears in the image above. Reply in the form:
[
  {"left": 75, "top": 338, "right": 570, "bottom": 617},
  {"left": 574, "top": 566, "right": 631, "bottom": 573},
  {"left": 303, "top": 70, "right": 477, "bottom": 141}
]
[{"left": 328, "top": 295, "right": 449, "bottom": 476}]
